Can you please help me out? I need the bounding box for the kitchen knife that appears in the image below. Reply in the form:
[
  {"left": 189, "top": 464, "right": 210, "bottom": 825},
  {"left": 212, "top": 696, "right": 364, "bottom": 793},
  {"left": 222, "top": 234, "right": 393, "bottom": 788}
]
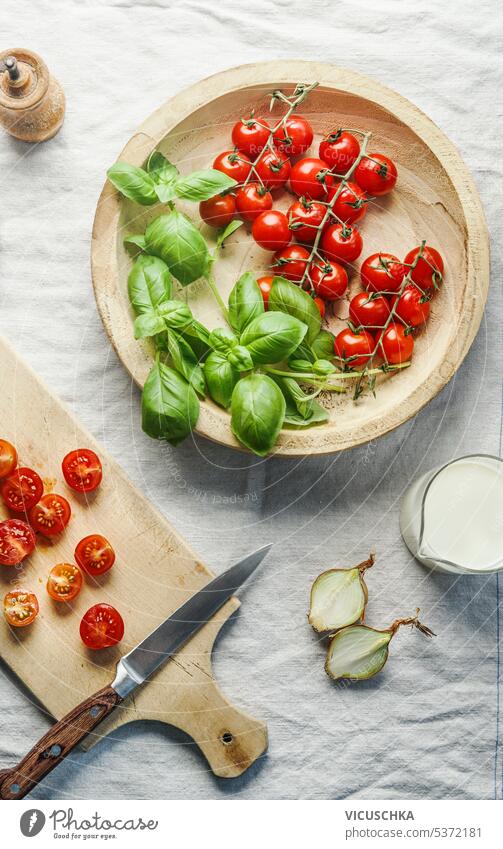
[{"left": 0, "top": 543, "right": 272, "bottom": 800}]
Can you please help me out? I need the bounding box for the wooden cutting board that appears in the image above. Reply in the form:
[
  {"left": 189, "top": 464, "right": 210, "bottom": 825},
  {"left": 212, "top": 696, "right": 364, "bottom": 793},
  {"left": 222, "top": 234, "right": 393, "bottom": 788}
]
[{"left": 0, "top": 335, "right": 267, "bottom": 779}]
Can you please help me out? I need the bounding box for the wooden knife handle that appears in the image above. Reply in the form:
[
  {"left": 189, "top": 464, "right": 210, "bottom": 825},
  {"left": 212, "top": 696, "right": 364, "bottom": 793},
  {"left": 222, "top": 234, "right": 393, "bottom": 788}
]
[{"left": 0, "top": 685, "right": 122, "bottom": 800}]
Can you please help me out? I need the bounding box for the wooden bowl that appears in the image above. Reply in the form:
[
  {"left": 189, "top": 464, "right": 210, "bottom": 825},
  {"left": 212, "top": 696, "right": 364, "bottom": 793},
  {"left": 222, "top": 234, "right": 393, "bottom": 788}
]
[{"left": 91, "top": 60, "right": 489, "bottom": 457}]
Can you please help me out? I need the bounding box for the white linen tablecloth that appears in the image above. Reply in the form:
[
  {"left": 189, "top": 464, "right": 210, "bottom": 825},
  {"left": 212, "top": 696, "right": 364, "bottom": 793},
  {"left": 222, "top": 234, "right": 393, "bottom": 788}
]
[{"left": 1, "top": 0, "right": 502, "bottom": 800}]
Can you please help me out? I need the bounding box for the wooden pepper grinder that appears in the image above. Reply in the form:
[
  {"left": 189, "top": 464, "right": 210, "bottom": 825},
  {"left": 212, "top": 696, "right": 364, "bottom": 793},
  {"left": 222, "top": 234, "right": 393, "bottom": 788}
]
[{"left": 0, "top": 48, "right": 65, "bottom": 142}]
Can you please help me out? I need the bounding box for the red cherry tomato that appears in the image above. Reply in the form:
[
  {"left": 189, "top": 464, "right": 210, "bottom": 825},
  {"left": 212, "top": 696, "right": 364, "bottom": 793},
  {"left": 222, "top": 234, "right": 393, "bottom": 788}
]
[
  {"left": 404, "top": 246, "right": 444, "bottom": 291},
  {"left": 231, "top": 116, "right": 270, "bottom": 157},
  {"left": 287, "top": 199, "right": 326, "bottom": 244},
  {"left": 0, "top": 519, "right": 36, "bottom": 566},
  {"left": 62, "top": 449, "right": 102, "bottom": 493},
  {"left": 391, "top": 285, "right": 431, "bottom": 327},
  {"left": 29, "top": 493, "right": 71, "bottom": 537},
  {"left": 310, "top": 260, "right": 348, "bottom": 301},
  {"left": 252, "top": 210, "right": 291, "bottom": 252},
  {"left": 1, "top": 467, "right": 43, "bottom": 513},
  {"left": 4, "top": 589, "right": 39, "bottom": 628},
  {"left": 327, "top": 181, "right": 367, "bottom": 224},
  {"left": 255, "top": 148, "right": 291, "bottom": 191},
  {"left": 354, "top": 153, "right": 397, "bottom": 196},
  {"left": 272, "top": 245, "right": 310, "bottom": 282},
  {"left": 75, "top": 534, "right": 116, "bottom": 577},
  {"left": 273, "top": 115, "right": 313, "bottom": 157},
  {"left": 213, "top": 150, "right": 252, "bottom": 183},
  {"left": 199, "top": 194, "right": 236, "bottom": 228},
  {"left": 361, "top": 252, "right": 405, "bottom": 294},
  {"left": 313, "top": 297, "right": 326, "bottom": 318},
  {"left": 47, "top": 563, "right": 83, "bottom": 602},
  {"left": 321, "top": 223, "right": 363, "bottom": 264},
  {"left": 257, "top": 276, "right": 274, "bottom": 308},
  {"left": 80, "top": 603, "right": 124, "bottom": 650},
  {"left": 334, "top": 328, "right": 375, "bottom": 370},
  {"left": 319, "top": 130, "right": 360, "bottom": 174},
  {"left": 290, "top": 157, "right": 333, "bottom": 200},
  {"left": 377, "top": 324, "right": 414, "bottom": 364},
  {"left": 349, "top": 292, "right": 391, "bottom": 330},
  {"left": 0, "top": 440, "right": 17, "bottom": 478},
  {"left": 235, "top": 183, "right": 273, "bottom": 222}
]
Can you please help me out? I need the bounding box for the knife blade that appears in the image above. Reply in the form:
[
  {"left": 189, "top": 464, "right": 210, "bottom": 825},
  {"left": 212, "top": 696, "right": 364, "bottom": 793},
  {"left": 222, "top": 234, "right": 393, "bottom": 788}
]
[{"left": 0, "top": 543, "right": 272, "bottom": 800}]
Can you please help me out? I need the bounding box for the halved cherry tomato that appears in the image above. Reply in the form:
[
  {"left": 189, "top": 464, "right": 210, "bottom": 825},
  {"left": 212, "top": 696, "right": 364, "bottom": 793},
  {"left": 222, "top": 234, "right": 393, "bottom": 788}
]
[
  {"left": 0, "top": 519, "right": 36, "bottom": 566},
  {"left": 377, "top": 323, "right": 414, "bottom": 364},
  {"left": 326, "top": 182, "right": 367, "bottom": 224},
  {"left": 321, "top": 223, "right": 363, "bottom": 264},
  {"left": 272, "top": 245, "right": 310, "bottom": 282},
  {"left": 273, "top": 115, "right": 313, "bottom": 157},
  {"left": 319, "top": 130, "right": 360, "bottom": 173},
  {"left": 62, "top": 449, "right": 102, "bottom": 493},
  {"left": 199, "top": 194, "right": 236, "bottom": 228},
  {"left": 0, "top": 440, "right": 17, "bottom": 478},
  {"left": 361, "top": 252, "right": 405, "bottom": 294},
  {"left": 252, "top": 210, "right": 291, "bottom": 252},
  {"left": 30, "top": 493, "right": 71, "bottom": 537},
  {"left": 75, "top": 534, "right": 115, "bottom": 576},
  {"left": 254, "top": 148, "right": 291, "bottom": 191},
  {"left": 313, "top": 297, "right": 326, "bottom": 318},
  {"left": 290, "top": 157, "right": 333, "bottom": 200},
  {"left": 404, "top": 245, "right": 444, "bottom": 291},
  {"left": 334, "top": 328, "right": 376, "bottom": 369},
  {"left": 4, "top": 589, "right": 39, "bottom": 628},
  {"left": 80, "top": 603, "right": 124, "bottom": 650},
  {"left": 235, "top": 183, "right": 272, "bottom": 222},
  {"left": 287, "top": 198, "right": 326, "bottom": 244},
  {"left": 1, "top": 467, "right": 43, "bottom": 513},
  {"left": 47, "top": 563, "right": 83, "bottom": 602},
  {"left": 349, "top": 292, "right": 391, "bottom": 330},
  {"left": 257, "top": 276, "right": 274, "bottom": 308},
  {"left": 213, "top": 150, "right": 252, "bottom": 183},
  {"left": 391, "top": 285, "right": 431, "bottom": 327},
  {"left": 231, "top": 116, "right": 270, "bottom": 157},
  {"left": 354, "top": 153, "right": 397, "bottom": 196},
  {"left": 309, "top": 260, "right": 348, "bottom": 300}
]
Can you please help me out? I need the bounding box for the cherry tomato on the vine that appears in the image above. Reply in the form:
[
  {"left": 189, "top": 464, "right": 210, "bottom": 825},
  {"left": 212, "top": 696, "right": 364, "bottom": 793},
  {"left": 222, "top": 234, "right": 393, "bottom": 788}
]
[
  {"left": 361, "top": 252, "right": 405, "bottom": 294},
  {"left": 290, "top": 157, "right": 333, "bottom": 200},
  {"left": 273, "top": 115, "right": 313, "bottom": 158},
  {"left": 75, "top": 534, "right": 115, "bottom": 577},
  {"left": 391, "top": 285, "right": 431, "bottom": 327},
  {"left": 404, "top": 245, "right": 444, "bottom": 291},
  {"left": 252, "top": 210, "right": 291, "bottom": 252},
  {"left": 1, "top": 467, "right": 43, "bottom": 513},
  {"left": 313, "top": 297, "right": 326, "bottom": 318},
  {"left": 235, "top": 183, "right": 272, "bottom": 222},
  {"left": 377, "top": 323, "right": 414, "bottom": 364},
  {"left": 257, "top": 276, "right": 274, "bottom": 308},
  {"left": 349, "top": 292, "right": 391, "bottom": 330},
  {"left": 321, "top": 223, "right": 363, "bottom": 264},
  {"left": 319, "top": 130, "right": 360, "bottom": 174},
  {"left": 354, "top": 153, "right": 397, "bottom": 196},
  {"left": 199, "top": 194, "right": 236, "bottom": 229},
  {"left": 30, "top": 493, "right": 71, "bottom": 537},
  {"left": 309, "top": 260, "right": 348, "bottom": 301},
  {"left": 4, "top": 589, "right": 39, "bottom": 628},
  {"left": 47, "top": 563, "right": 83, "bottom": 602},
  {"left": 255, "top": 148, "right": 291, "bottom": 191},
  {"left": 62, "top": 449, "right": 102, "bottom": 493},
  {"left": 272, "top": 245, "right": 310, "bottom": 282},
  {"left": 287, "top": 198, "right": 326, "bottom": 244},
  {"left": 334, "top": 328, "right": 376, "bottom": 370},
  {"left": 80, "top": 603, "right": 124, "bottom": 650},
  {"left": 213, "top": 150, "right": 252, "bottom": 183},
  {"left": 231, "top": 116, "right": 270, "bottom": 158},
  {"left": 0, "top": 440, "right": 17, "bottom": 478},
  {"left": 326, "top": 181, "right": 367, "bottom": 224},
  {"left": 0, "top": 519, "right": 36, "bottom": 566}
]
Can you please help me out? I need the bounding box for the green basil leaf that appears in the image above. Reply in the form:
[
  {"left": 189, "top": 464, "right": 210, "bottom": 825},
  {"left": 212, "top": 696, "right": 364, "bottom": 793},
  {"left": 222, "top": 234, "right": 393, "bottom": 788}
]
[
  {"left": 127, "top": 255, "right": 173, "bottom": 315},
  {"left": 203, "top": 351, "right": 240, "bottom": 409},
  {"left": 166, "top": 330, "right": 205, "bottom": 396},
  {"left": 157, "top": 299, "right": 193, "bottom": 330},
  {"left": 311, "top": 329, "right": 336, "bottom": 360},
  {"left": 283, "top": 400, "right": 329, "bottom": 428},
  {"left": 147, "top": 152, "right": 180, "bottom": 203},
  {"left": 313, "top": 358, "right": 336, "bottom": 376},
  {"left": 287, "top": 358, "right": 314, "bottom": 373},
  {"left": 141, "top": 360, "right": 199, "bottom": 445},
  {"left": 124, "top": 233, "right": 147, "bottom": 252},
  {"left": 107, "top": 162, "right": 157, "bottom": 206},
  {"left": 209, "top": 327, "right": 239, "bottom": 352},
  {"left": 227, "top": 346, "right": 254, "bottom": 372},
  {"left": 228, "top": 272, "right": 264, "bottom": 334},
  {"left": 175, "top": 169, "right": 236, "bottom": 201},
  {"left": 134, "top": 311, "right": 166, "bottom": 339},
  {"left": 216, "top": 219, "right": 244, "bottom": 247},
  {"left": 230, "top": 374, "right": 285, "bottom": 456},
  {"left": 180, "top": 319, "right": 211, "bottom": 357},
  {"left": 145, "top": 212, "right": 210, "bottom": 285},
  {"left": 268, "top": 276, "right": 321, "bottom": 345},
  {"left": 274, "top": 376, "right": 313, "bottom": 420},
  {"left": 240, "top": 311, "right": 307, "bottom": 365}
]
